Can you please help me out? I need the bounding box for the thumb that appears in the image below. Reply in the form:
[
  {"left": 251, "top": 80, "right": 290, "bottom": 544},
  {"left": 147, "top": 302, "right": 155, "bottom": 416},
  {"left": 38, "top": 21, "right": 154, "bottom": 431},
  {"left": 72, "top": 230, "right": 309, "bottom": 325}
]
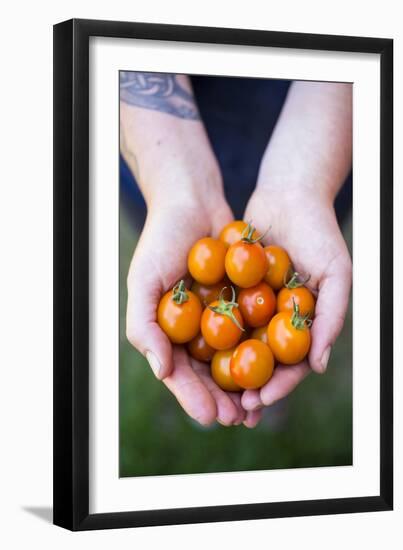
[{"left": 308, "top": 255, "right": 352, "bottom": 374}]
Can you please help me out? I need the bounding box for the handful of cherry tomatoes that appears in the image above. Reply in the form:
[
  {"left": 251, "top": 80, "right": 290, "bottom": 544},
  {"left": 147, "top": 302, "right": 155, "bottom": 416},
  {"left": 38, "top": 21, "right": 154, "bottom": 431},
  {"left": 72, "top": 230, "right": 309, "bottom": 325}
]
[{"left": 157, "top": 221, "right": 315, "bottom": 396}]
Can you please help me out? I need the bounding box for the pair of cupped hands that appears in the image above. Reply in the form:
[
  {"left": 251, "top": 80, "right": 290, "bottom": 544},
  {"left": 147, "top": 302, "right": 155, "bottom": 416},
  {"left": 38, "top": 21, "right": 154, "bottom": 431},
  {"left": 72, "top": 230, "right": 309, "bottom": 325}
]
[{"left": 126, "top": 171, "right": 352, "bottom": 428}]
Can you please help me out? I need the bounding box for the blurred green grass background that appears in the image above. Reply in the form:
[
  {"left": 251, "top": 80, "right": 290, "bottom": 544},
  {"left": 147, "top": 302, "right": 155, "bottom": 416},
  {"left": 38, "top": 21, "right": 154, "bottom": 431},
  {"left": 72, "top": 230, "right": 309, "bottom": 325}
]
[{"left": 119, "top": 208, "right": 352, "bottom": 478}]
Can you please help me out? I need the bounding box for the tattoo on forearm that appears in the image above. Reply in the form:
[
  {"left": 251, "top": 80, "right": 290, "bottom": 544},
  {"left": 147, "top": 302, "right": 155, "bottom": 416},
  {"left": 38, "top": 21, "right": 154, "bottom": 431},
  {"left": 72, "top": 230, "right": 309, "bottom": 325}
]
[{"left": 120, "top": 72, "right": 200, "bottom": 120}]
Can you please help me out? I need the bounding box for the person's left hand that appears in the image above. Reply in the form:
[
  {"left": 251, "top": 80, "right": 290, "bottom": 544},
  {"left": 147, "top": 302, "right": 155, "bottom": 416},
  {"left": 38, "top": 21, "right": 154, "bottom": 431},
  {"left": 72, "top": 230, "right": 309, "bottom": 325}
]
[{"left": 241, "top": 186, "right": 352, "bottom": 412}]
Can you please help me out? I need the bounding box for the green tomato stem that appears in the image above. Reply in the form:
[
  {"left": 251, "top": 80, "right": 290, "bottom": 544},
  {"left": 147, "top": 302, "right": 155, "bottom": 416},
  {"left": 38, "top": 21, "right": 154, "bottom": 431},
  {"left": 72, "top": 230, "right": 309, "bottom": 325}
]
[
  {"left": 291, "top": 298, "right": 312, "bottom": 330},
  {"left": 285, "top": 271, "right": 311, "bottom": 289},
  {"left": 209, "top": 286, "right": 244, "bottom": 331},
  {"left": 172, "top": 280, "right": 189, "bottom": 305},
  {"left": 241, "top": 221, "right": 270, "bottom": 244}
]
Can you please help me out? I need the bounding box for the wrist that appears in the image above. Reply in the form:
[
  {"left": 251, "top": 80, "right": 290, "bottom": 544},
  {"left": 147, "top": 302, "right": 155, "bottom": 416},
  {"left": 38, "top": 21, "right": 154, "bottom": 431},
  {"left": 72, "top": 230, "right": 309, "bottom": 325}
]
[
  {"left": 256, "top": 146, "right": 346, "bottom": 207},
  {"left": 146, "top": 162, "right": 224, "bottom": 208},
  {"left": 121, "top": 123, "right": 224, "bottom": 208},
  {"left": 256, "top": 170, "right": 336, "bottom": 207},
  {"left": 247, "top": 184, "right": 335, "bottom": 241},
  {"left": 144, "top": 160, "right": 227, "bottom": 223}
]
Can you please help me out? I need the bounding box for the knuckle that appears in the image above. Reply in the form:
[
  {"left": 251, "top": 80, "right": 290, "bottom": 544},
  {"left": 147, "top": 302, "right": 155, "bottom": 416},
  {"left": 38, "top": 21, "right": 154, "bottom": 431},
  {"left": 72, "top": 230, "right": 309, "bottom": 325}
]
[
  {"left": 340, "top": 255, "right": 353, "bottom": 284},
  {"left": 126, "top": 324, "right": 140, "bottom": 349},
  {"left": 333, "top": 313, "right": 347, "bottom": 340}
]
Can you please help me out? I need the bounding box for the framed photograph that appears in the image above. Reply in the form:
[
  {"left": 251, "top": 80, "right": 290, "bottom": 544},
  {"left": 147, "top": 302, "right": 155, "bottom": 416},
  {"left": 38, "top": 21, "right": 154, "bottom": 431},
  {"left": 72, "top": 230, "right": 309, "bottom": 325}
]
[{"left": 53, "top": 19, "right": 393, "bottom": 530}]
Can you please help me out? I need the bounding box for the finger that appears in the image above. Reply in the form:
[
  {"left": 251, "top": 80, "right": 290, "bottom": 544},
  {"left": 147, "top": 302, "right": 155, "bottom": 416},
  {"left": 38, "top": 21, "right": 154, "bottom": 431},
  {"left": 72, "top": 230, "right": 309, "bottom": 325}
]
[
  {"left": 163, "top": 347, "right": 217, "bottom": 426},
  {"left": 226, "top": 392, "right": 247, "bottom": 425},
  {"left": 193, "top": 362, "right": 239, "bottom": 426},
  {"left": 259, "top": 363, "right": 311, "bottom": 406},
  {"left": 126, "top": 250, "right": 174, "bottom": 380},
  {"left": 243, "top": 409, "right": 263, "bottom": 428},
  {"left": 127, "top": 298, "right": 173, "bottom": 380},
  {"left": 241, "top": 389, "right": 263, "bottom": 412},
  {"left": 309, "top": 256, "right": 352, "bottom": 373}
]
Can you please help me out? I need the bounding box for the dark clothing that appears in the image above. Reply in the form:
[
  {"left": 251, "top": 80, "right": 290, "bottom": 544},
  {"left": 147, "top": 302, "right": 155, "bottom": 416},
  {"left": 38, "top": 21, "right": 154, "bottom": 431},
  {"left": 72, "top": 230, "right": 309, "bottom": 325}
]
[{"left": 120, "top": 76, "right": 351, "bottom": 227}]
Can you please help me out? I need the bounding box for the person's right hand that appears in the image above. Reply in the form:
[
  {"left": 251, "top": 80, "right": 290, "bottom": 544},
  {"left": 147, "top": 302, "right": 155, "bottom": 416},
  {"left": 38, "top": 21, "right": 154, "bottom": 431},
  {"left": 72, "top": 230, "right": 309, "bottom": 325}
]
[{"left": 126, "top": 182, "right": 261, "bottom": 428}]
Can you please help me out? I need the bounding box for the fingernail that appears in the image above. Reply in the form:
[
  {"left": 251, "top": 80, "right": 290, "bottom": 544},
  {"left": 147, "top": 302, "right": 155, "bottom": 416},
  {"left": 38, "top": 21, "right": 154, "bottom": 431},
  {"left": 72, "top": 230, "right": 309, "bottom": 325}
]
[
  {"left": 243, "top": 420, "right": 256, "bottom": 429},
  {"left": 252, "top": 403, "right": 263, "bottom": 411},
  {"left": 146, "top": 351, "right": 162, "bottom": 379},
  {"left": 320, "top": 346, "right": 331, "bottom": 373}
]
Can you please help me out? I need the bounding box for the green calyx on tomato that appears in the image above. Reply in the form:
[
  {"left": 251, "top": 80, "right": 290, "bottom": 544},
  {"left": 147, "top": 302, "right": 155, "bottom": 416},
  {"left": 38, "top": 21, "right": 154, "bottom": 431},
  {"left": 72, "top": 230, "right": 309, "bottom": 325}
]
[
  {"left": 172, "top": 280, "right": 189, "bottom": 305},
  {"left": 285, "top": 271, "right": 311, "bottom": 289},
  {"left": 241, "top": 221, "right": 269, "bottom": 245},
  {"left": 291, "top": 298, "right": 312, "bottom": 330},
  {"left": 208, "top": 286, "right": 245, "bottom": 331}
]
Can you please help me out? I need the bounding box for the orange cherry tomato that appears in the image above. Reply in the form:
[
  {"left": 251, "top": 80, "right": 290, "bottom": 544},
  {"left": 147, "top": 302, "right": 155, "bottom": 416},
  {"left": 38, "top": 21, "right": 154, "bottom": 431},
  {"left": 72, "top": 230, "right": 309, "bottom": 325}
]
[
  {"left": 188, "top": 237, "right": 227, "bottom": 285},
  {"left": 211, "top": 348, "right": 242, "bottom": 391},
  {"left": 277, "top": 287, "right": 315, "bottom": 317},
  {"left": 201, "top": 287, "right": 244, "bottom": 350},
  {"left": 225, "top": 241, "right": 267, "bottom": 288},
  {"left": 230, "top": 339, "right": 274, "bottom": 390},
  {"left": 263, "top": 245, "right": 292, "bottom": 291},
  {"left": 251, "top": 324, "right": 269, "bottom": 345},
  {"left": 225, "top": 225, "right": 268, "bottom": 289},
  {"left": 157, "top": 280, "right": 202, "bottom": 344},
  {"left": 267, "top": 304, "right": 311, "bottom": 365},
  {"left": 191, "top": 278, "right": 232, "bottom": 307},
  {"left": 238, "top": 281, "right": 276, "bottom": 327},
  {"left": 187, "top": 332, "right": 215, "bottom": 362},
  {"left": 276, "top": 271, "right": 315, "bottom": 317},
  {"left": 219, "top": 220, "right": 258, "bottom": 248}
]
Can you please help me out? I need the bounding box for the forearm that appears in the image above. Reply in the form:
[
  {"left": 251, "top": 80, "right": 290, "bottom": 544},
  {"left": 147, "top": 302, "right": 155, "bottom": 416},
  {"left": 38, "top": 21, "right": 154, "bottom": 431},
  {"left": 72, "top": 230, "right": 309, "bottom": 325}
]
[
  {"left": 257, "top": 81, "right": 352, "bottom": 204},
  {"left": 120, "top": 72, "right": 223, "bottom": 207}
]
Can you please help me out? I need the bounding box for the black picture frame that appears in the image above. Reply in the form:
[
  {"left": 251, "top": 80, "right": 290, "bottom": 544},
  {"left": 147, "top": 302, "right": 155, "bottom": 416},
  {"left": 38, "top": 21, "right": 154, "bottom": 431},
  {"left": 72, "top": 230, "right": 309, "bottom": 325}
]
[{"left": 53, "top": 18, "right": 393, "bottom": 531}]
